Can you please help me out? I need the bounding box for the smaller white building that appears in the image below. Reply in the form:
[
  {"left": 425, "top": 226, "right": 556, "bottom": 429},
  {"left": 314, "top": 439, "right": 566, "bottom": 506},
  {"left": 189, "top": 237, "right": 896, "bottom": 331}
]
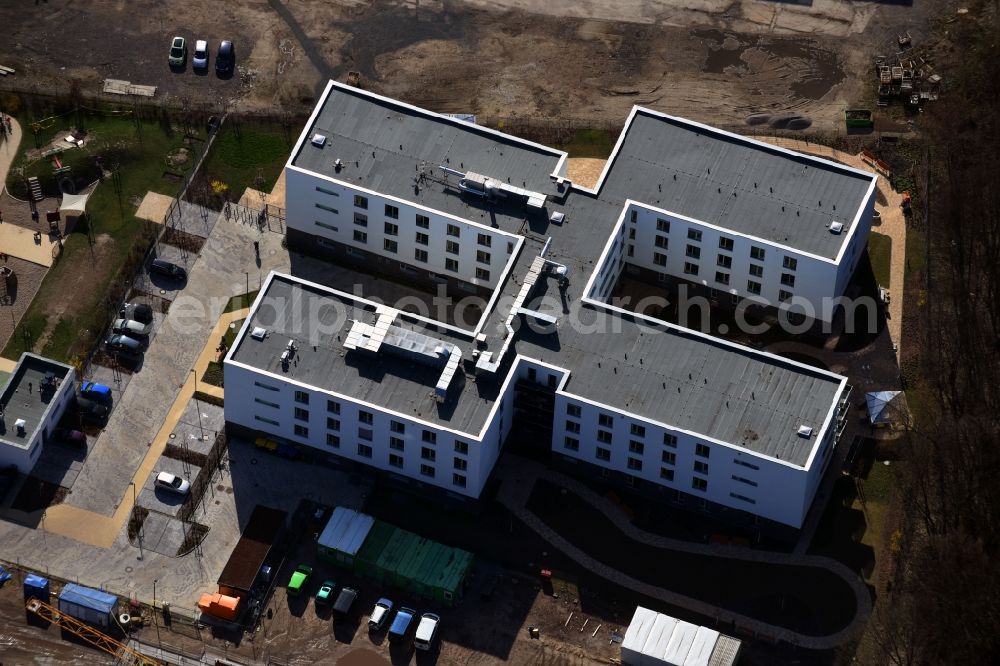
[
  {"left": 0, "top": 353, "right": 76, "bottom": 473},
  {"left": 622, "top": 606, "right": 742, "bottom": 666}
]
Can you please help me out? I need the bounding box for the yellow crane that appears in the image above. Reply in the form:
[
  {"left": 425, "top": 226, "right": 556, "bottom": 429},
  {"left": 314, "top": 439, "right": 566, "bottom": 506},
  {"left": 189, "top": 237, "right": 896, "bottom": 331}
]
[{"left": 24, "top": 597, "right": 163, "bottom": 666}]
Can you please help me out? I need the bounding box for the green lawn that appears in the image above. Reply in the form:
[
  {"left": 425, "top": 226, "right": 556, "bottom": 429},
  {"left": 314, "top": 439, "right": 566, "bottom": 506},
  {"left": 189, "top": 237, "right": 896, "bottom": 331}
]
[
  {"left": 3, "top": 111, "right": 200, "bottom": 363},
  {"left": 200, "top": 122, "right": 296, "bottom": 203},
  {"left": 555, "top": 128, "right": 617, "bottom": 158},
  {"left": 224, "top": 289, "right": 260, "bottom": 313},
  {"left": 868, "top": 232, "right": 893, "bottom": 288}
]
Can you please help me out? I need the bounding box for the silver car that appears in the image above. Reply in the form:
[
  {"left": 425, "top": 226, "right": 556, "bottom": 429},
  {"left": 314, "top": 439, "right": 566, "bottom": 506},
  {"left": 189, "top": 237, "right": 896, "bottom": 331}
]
[
  {"left": 192, "top": 40, "right": 209, "bottom": 70},
  {"left": 155, "top": 472, "right": 190, "bottom": 495},
  {"left": 112, "top": 318, "right": 152, "bottom": 337},
  {"left": 168, "top": 36, "right": 186, "bottom": 67}
]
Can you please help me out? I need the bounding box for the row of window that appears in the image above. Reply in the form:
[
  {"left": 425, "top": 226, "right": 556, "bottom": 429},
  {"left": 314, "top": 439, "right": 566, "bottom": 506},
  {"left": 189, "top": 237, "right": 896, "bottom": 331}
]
[{"left": 344, "top": 195, "right": 493, "bottom": 246}]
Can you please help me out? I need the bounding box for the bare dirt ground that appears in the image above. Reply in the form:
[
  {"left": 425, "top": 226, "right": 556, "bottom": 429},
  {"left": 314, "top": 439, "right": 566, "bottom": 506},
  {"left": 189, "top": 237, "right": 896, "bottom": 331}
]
[{"left": 0, "top": 1, "right": 937, "bottom": 132}]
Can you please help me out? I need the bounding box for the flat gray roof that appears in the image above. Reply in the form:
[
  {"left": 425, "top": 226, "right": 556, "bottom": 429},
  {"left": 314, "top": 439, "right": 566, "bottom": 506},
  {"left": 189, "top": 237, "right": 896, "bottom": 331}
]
[{"left": 0, "top": 354, "right": 72, "bottom": 450}]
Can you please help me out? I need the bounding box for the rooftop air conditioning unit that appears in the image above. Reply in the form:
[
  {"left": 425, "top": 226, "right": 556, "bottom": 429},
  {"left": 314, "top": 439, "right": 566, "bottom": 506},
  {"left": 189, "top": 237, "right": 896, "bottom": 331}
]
[
  {"left": 311, "top": 133, "right": 327, "bottom": 147},
  {"left": 829, "top": 221, "right": 844, "bottom": 234},
  {"left": 797, "top": 425, "right": 814, "bottom": 438},
  {"left": 550, "top": 211, "right": 565, "bottom": 225},
  {"left": 251, "top": 327, "right": 268, "bottom": 341}
]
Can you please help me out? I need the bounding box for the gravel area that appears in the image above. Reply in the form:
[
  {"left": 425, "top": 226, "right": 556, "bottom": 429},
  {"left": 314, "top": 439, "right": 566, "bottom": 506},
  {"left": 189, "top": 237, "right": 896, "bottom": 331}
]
[{"left": 0, "top": 254, "right": 48, "bottom": 352}]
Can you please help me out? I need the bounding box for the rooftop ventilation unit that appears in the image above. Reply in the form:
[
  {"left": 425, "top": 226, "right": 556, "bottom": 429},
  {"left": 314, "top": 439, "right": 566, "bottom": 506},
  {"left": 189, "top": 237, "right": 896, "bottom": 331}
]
[
  {"left": 829, "top": 221, "right": 844, "bottom": 234},
  {"left": 797, "top": 425, "right": 814, "bottom": 438},
  {"left": 15, "top": 418, "right": 26, "bottom": 436},
  {"left": 250, "top": 327, "right": 268, "bottom": 341},
  {"left": 549, "top": 211, "right": 565, "bottom": 225},
  {"left": 310, "top": 133, "right": 327, "bottom": 147}
]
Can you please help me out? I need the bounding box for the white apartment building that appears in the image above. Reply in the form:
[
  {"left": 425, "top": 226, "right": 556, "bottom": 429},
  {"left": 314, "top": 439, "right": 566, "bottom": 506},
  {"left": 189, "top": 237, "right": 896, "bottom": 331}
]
[
  {"left": 0, "top": 353, "right": 76, "bottom": 473},
  {"left": 225, "top": 82, "right": 872, "bottom": 535}
]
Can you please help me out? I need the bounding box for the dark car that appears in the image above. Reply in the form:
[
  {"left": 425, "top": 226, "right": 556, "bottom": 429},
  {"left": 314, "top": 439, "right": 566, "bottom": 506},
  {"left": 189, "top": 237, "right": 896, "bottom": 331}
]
[
  {"left": 332, "top": 586, "right": 358, "bottom": 619},
  {"left": 53, "top": 428, "right": 86, "bottom": 446},
  {"left": 119, "top": 302, "right": 154, "bottom": 325},
  {"left": 150, "top": 259, "right": 187, "bottom": 282},
  {"left": 75, "top": 396, "right": 110, "bottom": 425},
  {"left": 215, "top": 40, "right": 234, "bottom": 76}
]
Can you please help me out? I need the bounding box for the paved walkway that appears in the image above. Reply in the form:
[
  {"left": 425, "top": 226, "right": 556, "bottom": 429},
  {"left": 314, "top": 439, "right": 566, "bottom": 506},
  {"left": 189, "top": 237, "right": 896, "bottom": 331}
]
[
  {"left": 755, "top": 137, "right": 907, "bottom": 358},
  {"left": 495, "top": 456, "right": 873, "bottom": 650}
]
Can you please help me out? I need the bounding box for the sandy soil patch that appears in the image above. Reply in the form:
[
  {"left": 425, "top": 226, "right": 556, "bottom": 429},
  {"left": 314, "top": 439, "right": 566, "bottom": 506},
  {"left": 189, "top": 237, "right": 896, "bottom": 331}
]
[{"left": 566, "top": 158, "right": 607, "bottom": 190}]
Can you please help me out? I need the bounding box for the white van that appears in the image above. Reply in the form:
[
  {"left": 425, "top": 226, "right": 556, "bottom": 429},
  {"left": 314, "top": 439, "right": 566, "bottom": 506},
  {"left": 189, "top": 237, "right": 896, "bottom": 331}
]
[{"left": 414, "top": 612, "right": 440, "bottom": 651}]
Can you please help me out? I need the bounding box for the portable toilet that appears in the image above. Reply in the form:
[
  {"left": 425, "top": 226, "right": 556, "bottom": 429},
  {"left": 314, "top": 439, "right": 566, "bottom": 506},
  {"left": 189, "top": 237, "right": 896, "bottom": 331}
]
[{"left": 23, "top": 574, "right": 50, "bottom": 602}]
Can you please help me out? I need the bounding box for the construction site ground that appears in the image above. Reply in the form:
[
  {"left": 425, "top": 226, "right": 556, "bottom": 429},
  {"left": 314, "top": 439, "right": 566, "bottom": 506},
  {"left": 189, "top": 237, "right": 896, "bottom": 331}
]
[{"left": 0, "top": 1, "right": 936, "bottom": 132}]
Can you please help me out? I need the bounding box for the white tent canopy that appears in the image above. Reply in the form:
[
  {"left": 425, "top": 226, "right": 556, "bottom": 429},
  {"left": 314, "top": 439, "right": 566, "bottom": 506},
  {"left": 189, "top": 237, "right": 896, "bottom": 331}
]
[{"left": 59, "top": 190, "right": 93, "bottom": 214}]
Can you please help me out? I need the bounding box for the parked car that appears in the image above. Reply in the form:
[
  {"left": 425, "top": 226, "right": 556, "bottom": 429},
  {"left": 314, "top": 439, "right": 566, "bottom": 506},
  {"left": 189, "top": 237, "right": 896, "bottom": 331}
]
[
  {"left": 316, "top": 580, "right": 336, "bottom": 605},
  {"left": 215, "top": 40, "right": 234, "bottom": 75},
  {"left": 106, "top": 333, "right": 143, "bottom": 357},
  {"left": 287, "top": 564, "right": 312, "bottom": 596},
  {"left": 119, "top": 303, "right": 154, "bottom": 325},
  {"left": 192, "top": 39, "right": 209, "bottom": 70},
  {"left": 53, "top": 428, "right": 86, "bottom": 446},
  {"left": 332, "top": 586, "right": 358, "bottom": 619},
  {"left": 368, "top": 598, "right": 393, "bottom": 631},
  {"left": 414, "top": 612, "right": 441, "bottom": 651},
  {"left": 79, "top": 381, "right": 113, "bottom": 405},
  {"left": 112, "top": 318, "right": 152, "bottom": 337},
  {"left": 388, "top": 606, "right": 416, "bottom": 643},
  {"left": 154, "top": 471, "right": 191, "bottom": 495},
  {"left": 75, "top": 396, "right": 110, "bottom": 424},
  {"left": 168, "top": 36, "right": 187, "bottom": 67},
  {"left": 150, "top": 258, "right": 187, "bottom": 282}
]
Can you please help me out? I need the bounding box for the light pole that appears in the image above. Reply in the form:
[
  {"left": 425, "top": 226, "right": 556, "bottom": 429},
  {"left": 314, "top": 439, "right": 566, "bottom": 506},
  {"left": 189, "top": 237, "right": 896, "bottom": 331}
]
[
  {"left": 153, "top": 578, "right": 161, "bottom": 648},
  {"left": 130, "top": 481, "right": 143, "bottom": 560},
  {"left": 192, "top": 368, "right": 204, "bottom": 439}
]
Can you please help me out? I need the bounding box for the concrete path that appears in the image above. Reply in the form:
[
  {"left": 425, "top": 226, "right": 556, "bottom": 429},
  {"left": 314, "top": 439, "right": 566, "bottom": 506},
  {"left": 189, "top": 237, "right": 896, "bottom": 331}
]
[
  {"left": 495, "top": 456, "right": 873, "bottom": 650},
  {"left": 755, "top": 137, "right": 907, "bottom": 358}
]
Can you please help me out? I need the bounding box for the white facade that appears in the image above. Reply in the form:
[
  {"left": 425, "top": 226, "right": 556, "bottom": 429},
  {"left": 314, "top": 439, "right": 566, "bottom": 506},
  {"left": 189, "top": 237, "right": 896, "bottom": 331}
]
[{"left": 0, "top": 354, "right": 76, "bottom": 474}]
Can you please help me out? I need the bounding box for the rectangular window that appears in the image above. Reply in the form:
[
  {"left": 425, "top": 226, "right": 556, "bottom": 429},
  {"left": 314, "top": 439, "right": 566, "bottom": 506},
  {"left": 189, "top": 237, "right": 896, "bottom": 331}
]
[
  {"left": 687, "top": 229, "right": 703, "bottom": 242},
  {"left": 566, "top": 420, "right": 581, "bottom": 434},
  {"left": 254, "top": 397, "right": 279, "bottom": 408},
  {"left": 315, "top": 203, "right": 339, "bottom": 214},
  {"left": 683, "top": 262, "right": 699, "bottom": 276},
  {"left": 596, "top": 447, "right": 611, "bottom": 462},
  {"left": 730, "top": 492, "right": 756, "bottom": 504},
  {"left": 693, "top": 477, "right": 708, "bottom": 492},
  {"left": 445, "top": 258, "right": 459, "bottom": 272},
  {"left": 316, "top": 186, "right": 339, "bottom": 196},
  {"left": 653, "top": 252, "right": 667, "bottom": 267},
  {"left": 453, "top": 473, "right": 466, "bottom": 488},
  {"left": 629, "top": 227, "right": 636, "bottom": 240},
  {"left": 415, "top": 232, "right": 429, "bottom": 246},
  {"left": 389, "top": 454, "right": 404, "bottom": 468},
  {"left": 327, "top": 417, "right": 340, "bottom": 431},
  {"left": 749, "top": 264, "right": 763, "bottom": 277},
  {"left": 476, "top": 250, "right": 491, "bottom": 264},
  {"left": 255, "top": 415, "right": 279, "bottom": 426},
  {"left": 694, "top": 460, "right": 709, "bottom": 475},
  {"left": 598, "top": 413, "right": 614, "bottom": 428},
  {"left": 384, "top": 222, "right": 399, "bottom": 236},
  {"left": 454, "top": 457, "right": 468, "bottom": 471},
  {"left": 732, "top": 474, "right": 759, "bottom": 487},
  {"left": 327, "top": 400, "right": 340, "bottom": 414},
  {"left": 477, "top": 233, "right": 492, "bottom": 247},
  {"left": 696, "top": 443, "right": 711, "bottom": 458},
  {"left": 475, "top": 268, "right": 490, "bottom": 281},
  {"left": 384, "top": 204, "right": 399, "bottom": 219},
  {"left": 416, "top": 214, "right": 430, "bottom": 229},
  {"left": 421, "top": 447, "right": 436, "bottom": 462},
  {"left": 627, "top": 458, "right": 642, "bottom": 471},
  {"left": 783, "top": 256, "right": 798, "bottom": 270},
  {"left": 326, "top": 433, "right": 340, "bottom": 448},
  {"left": 359, "top": 411, "right": 374, "bottom": 425},
  {"left": 664, "top": 434, "right": 678, "bottom": 447},
  {"left": 750, "top": 246, "right": 766, "bottom": 260},
  {"left": 715, "top": 271, "right": 730, "bottom": 286},
  {"left": 294, "top": 407, "right": 309, "bottom": 421},
  {"left": 415, "top": 248, "right": 428, "bottom": 263},
  {"left": 353, "top": 230, "right": 367, "bottom": 244},
  {"left": 358, "top": 444, "right": 373, "bottom": 458},
  {"left": 734, "top": 458, "right": 760, "bottom": 470},
  {"left": 779, "top": 289, "right": 793, "bottom": 302},
  {"left": 354, "top": 195, "right": 368, "bottom": 209},
  {"left": 660, "top": 467, "right": 675, "bottom": 481},
  {"left": 294, "top": 391, "right": 309, "bottom": 404},
  {"left": 627, "top": 245, "right": 635, "bottom": 258},
  {"left": 630, "top": 210, "right": 638, "bottom": 223},
  {"left": 686, "top": 244, "right": 701, "bottom": 259},
  {"left": 353, "top": 212, "right": 368, "bottom": 227},
  {"left": 567, "top": 404, "right": 582, "bottom": 418},
  {"left": 422, "top": 430, "right": 437, "bottom": 444},
  {"left": 717, "top": 254, "right": 732, "bottom": 269},
  {"left": 719, "top": 236, "right": 734, "bottom": 251},
  {"left": 655, "top": 235, "right": 668, "bottom": 249},
  {"left": 629, "top": 440, "right": 644, "bottom": 455},
  {"left": 656, "top": 218, "right": 670, "bottom": 232},
  {"left": 420, "top": 464, "right": 435, "bottom": 478},
  {"left": 446, "top": 240, "right": 460, "bottom": 255},
  {"left": 254, "top": 381, "right": 280, "bottom": 392},
  {"left": 357, "top": 428, "right": 373, "bottom": 442},
  {"left": 564, "top": 437, "right": 580, "bottom": 451},
  {"left": 781, "top": 273, "right": 796, "bottom": 287},
  {"left": 314, "top": 220, "right": 338, "bottom": 231},
  {"left": 294, "top": 424, "right": 309, "bottom": 438},
  {"left": 630, "top": 424, "right": 646, "bottom": 437},
  {"left": 447, "top": 224, "right": 461, "bottom": 238},
  {"left": 383, "top": 239, "right": 398, "bottom": 253},
  {"left": 597, "top": 430, "right": 613, "bottom": 444},
  {"left": 662, "top": 451, "right": 676, "bottom": 465},
  {"left": 390, "top": 437, "right": 405, "bottom": 451},
  {"left": 390, "top": 420, "right": 405, "bottom": 434},
  {"left": 747, "top": 280, "right": 762, "bottom": 295}
]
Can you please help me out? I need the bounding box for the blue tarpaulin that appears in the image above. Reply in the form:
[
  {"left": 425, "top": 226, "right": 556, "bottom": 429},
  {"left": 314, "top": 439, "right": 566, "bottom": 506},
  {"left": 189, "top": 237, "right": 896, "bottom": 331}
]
[
  {"left": 0, "top": 565, "right": 11, "bottom": 585},
  {"left": 24, "top": 574, "right": 50, "bottom": 600},
  {"left": 58, "top": 583, "right": 117, "bottom": 614}
]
